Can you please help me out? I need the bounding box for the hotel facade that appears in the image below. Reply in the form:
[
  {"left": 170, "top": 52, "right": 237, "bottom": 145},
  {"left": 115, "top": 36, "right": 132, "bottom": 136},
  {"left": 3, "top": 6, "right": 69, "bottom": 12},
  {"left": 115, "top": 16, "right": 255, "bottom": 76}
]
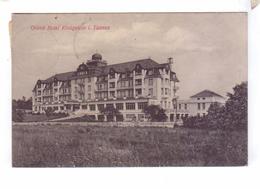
[
  {"left": 32, "top": 53, "right": 225, "bottom": 122},
  {"left": 32, "top": 53, "right": 180, "bottom": 121}
]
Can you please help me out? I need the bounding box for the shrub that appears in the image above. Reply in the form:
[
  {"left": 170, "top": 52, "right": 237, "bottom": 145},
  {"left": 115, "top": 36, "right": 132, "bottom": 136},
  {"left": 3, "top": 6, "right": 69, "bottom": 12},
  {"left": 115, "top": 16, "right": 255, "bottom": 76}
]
[
  {"left": 182, "top": 82, "right": 247, "bottom": 130},
  {"left": 143, "top": 105, "right": 168, "bottom": 122}
]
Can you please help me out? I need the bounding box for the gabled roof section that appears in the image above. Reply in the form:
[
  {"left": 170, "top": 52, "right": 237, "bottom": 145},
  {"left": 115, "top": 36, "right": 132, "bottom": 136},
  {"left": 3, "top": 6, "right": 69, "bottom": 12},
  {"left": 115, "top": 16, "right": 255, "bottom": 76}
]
[
  {"left": 190, "top": 90, "right": 223, "bottom": 98},
  {"left": 42, "top": 71, "right": 75, "bottom": 83},
  {"left": 103, "top": 58, "right": 160, "bottom": 74},
  {"left": 38, "top": 58, "right": 174, "bottom": 84}
]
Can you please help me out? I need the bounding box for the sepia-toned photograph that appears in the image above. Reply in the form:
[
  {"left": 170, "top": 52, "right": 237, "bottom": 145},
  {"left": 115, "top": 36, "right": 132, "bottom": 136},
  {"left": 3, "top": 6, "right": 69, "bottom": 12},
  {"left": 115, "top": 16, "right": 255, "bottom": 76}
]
[{"left": 12, "top": 13, "right": 247, "bottom": 167}]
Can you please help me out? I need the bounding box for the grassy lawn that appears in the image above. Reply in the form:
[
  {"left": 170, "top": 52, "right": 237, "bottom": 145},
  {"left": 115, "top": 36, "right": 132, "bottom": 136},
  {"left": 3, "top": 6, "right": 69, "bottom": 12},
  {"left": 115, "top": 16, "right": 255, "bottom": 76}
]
[{"left": 12, "top": 124, "right": 247, "bottom": 167}]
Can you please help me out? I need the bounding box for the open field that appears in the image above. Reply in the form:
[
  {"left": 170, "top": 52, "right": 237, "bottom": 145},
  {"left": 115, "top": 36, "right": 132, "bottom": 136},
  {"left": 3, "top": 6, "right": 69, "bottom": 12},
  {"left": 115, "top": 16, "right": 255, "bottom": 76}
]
[{"left": 12, "top": 124, "right": 247, "bottom": 167}]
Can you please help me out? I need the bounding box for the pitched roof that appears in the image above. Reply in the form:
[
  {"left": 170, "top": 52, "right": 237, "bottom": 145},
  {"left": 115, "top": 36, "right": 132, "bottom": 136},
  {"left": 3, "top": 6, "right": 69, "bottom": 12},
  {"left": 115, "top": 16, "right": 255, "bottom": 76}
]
[
  {"left": 190, "top": 90, "right": 223, "bottom": 98},
  {"left": 40, "top": 58, "right": 174, "bottom": 83},
  {"left": 103, "top": 58, "right": 160, "bottom": 73},
  {"left": 42, "top": 71, "right": 75, "bottom": 83}
]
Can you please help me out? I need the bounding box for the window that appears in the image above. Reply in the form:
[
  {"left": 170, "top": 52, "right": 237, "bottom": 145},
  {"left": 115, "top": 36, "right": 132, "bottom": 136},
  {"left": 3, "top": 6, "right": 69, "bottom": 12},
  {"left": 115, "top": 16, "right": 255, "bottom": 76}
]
[
  {"left": 106, "top": 103, "right": 114, "bottom": 108},
  {"left": 161, "top": 88, "right": 164, "bottom": 95},
  {"left": 82, "top": 105, "right": 88, "bottom": 109},
  {"left": 148, "top": 88, "right": 153, "bottom": 96},
  {"left": 97, "top": 104, "right": 104, "bottom": 111},
  {"left": 138, "top": 102, "right": 147, "bottom": 110},
  {"left": 126, "top": 114, "right": 136, "bottom": 119},
  {"left": 165, "top": 88, "right": 168, "bottom": 95},
  {"left": 121, "top": 73, "right": 126, "bottom": 79},
  {"left": 110, "top": 73, "right": 115, "bottom": 79},
  {"left": 116, "top": 103, "right": 123, "bottom": 110},
  {"left": 126, "top": 72, "right": 132, "bottom": 78},
  {"left": 197, "top": 98, "right": 200, "bottom": 100},
  {"left": 136, "top": 89, "right": 142, "bottom": 95},
  {"left": 98, "top": 84, "right": 103, "bottom": 90},
  {"left": 202, "top": 97, "right": 205, "bottom": 100},
  {"left": 89, "top": 104, "right": 96, "bottom": 111},
  {"left": 110, "top": 91, "right": 115, "bottom": 97},
  {"left": 202, "top": 103, "right": 206, "bottom": 110},
  {"left": 98, "top": 115, "right": 105, "bottom": 121},
  {"left": 179, "top": 104, "right": 181, "bottom": 110},
  {"left": 126, "top": 103, "right": 135, "bottom": 110},
  {"left": 176, "top": 114, "right": 180, "bottom": 120},
  {"left": 88, "top": 85, "right": 91, "bottom": 91},
  {"left": 135, "top": 69, "right": 142, "bottom": 75},
  {"left": 148, "top": 78, "right": 153, "bottom": 85},
  {"left": 109, "top": 82, "right": 115, "bottom": 88},
  {"left": 198, "top": 103, "right": 201, "bottom": 110},
  {"left": 148, "top": 70, "right": 153, "bottom": 75},
  {"left": 120, "top": 81, "right": 126, "bottom": 87},
  {"left": 185, "top": 104, "right": 187, "bottom": 110},
  {"left": 88, "top": 93, "right": 91, "bottom": 99},
  {"left": 129, "top": 89, "right": 134, "bottom": 97},
  {"left": 129, "top": 80, "right": 133, "bottom": 87},
  {"left": 135, "top": 79, "right": 142, "bottom": 86}
]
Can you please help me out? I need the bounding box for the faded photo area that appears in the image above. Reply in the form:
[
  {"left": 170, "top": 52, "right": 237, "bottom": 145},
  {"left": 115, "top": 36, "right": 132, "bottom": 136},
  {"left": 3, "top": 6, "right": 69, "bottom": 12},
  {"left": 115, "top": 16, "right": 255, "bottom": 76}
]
[{"left": 12, "top": 13, "right": 247, "bottom": 167}]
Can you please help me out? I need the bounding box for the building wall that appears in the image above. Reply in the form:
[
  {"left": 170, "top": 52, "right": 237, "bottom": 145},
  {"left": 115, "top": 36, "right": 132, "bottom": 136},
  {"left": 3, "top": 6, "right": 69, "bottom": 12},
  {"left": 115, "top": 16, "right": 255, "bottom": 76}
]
[
  {"left": 177, "top": 96, "right": 225, "bottom": 117},
  {"left": 32, "top": 57, "right": 179, "bottom": 123}
]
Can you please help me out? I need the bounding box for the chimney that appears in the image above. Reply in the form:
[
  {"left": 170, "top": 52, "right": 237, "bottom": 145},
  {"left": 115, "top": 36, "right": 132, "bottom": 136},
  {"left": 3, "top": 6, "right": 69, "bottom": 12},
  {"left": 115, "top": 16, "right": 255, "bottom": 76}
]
[
  {"left": 168, "top": 57, "right": 174, "bottom": 71},
  {"left": 168, "top": 57, "right": 173, "bottom": 64}
]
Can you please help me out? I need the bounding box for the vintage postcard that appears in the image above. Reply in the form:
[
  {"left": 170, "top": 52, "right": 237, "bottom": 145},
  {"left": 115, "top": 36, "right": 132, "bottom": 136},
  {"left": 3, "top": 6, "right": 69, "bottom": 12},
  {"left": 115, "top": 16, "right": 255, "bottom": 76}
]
[{"left": 12, "top": 13, "right": 247, "bottom": 167}]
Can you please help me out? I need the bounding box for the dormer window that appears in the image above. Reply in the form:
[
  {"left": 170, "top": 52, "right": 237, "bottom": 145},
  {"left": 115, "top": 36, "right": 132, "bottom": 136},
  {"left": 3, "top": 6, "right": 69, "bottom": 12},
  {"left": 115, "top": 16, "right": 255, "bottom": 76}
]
[
  {"left": 109, "top": 69, "right": 115, "bottom": 79},
  {"left": 126, "top": 72, "right": 132, "bottom": 78},
  {"left": 135, "top": 64, "right": 142, "bottom": 75},
  {"left": 148, "top": 70, "right": 153, "bottom": 76},
  {"left": 121, "top": 73, "right": 126, "bottom": 79},
  {"left": 110, "top": 73, "right": 115, "bottom": 79},
  {"left": 54, "top": 80, "right": 58, "bottom": 86}
]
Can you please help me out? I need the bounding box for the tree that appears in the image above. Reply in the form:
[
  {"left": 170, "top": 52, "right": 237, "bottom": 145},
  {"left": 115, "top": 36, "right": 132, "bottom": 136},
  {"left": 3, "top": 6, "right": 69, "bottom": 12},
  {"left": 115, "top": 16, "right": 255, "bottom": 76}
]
[
  {"left": 44, "top": 107, "right": 55, "bottom": 117},
  {"left": 99, "top": 106, "right": 121, "bottom": 121},
  {"left": 224, "top": 82, "right": 247, "bottom": 129},
  {"left": 182, "top": 82, "right": 247, "bottom": 130},
  {"left": 12, "top": 100, "right": 24, "bottom": 122},
  {"left": 143, "top": 105, "right": 168, "bottom": 122},
  {"left": 206, "top": 102, "right": 226, "bottom": 128}
]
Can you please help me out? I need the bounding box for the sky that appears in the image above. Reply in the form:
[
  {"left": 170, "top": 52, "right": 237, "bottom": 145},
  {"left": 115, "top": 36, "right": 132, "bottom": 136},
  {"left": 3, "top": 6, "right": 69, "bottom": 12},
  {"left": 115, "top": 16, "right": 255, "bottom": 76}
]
[{"left": 12, "top": 13, "right": 247, "bottom": 99}]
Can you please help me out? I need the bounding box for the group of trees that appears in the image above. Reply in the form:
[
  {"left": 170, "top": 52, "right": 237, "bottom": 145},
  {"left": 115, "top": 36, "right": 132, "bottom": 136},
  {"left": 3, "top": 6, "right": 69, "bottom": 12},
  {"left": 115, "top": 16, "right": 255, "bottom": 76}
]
[
  {"left": 12, "top": 97, "right": 32, "bottom": 122},
  {"left": 183, "top": 82, "right": 247, "bottom": 130},
  {"left": 98, "top": 104, "right": 168, "bottom": 122}
]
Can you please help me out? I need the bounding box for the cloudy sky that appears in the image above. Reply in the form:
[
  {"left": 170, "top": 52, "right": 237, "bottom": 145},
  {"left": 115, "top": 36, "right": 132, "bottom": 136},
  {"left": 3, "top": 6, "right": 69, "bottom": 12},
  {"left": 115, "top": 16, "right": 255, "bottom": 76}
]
[{"left": 12, "top": 13, "right": 247, "bottom": 99}]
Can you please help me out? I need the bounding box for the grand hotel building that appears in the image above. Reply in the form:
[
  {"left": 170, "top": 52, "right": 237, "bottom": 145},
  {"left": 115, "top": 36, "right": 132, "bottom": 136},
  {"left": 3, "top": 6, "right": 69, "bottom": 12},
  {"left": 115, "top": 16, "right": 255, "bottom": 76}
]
[{"left": 32, "top": 53, "right": 180, "bottom": 121}]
